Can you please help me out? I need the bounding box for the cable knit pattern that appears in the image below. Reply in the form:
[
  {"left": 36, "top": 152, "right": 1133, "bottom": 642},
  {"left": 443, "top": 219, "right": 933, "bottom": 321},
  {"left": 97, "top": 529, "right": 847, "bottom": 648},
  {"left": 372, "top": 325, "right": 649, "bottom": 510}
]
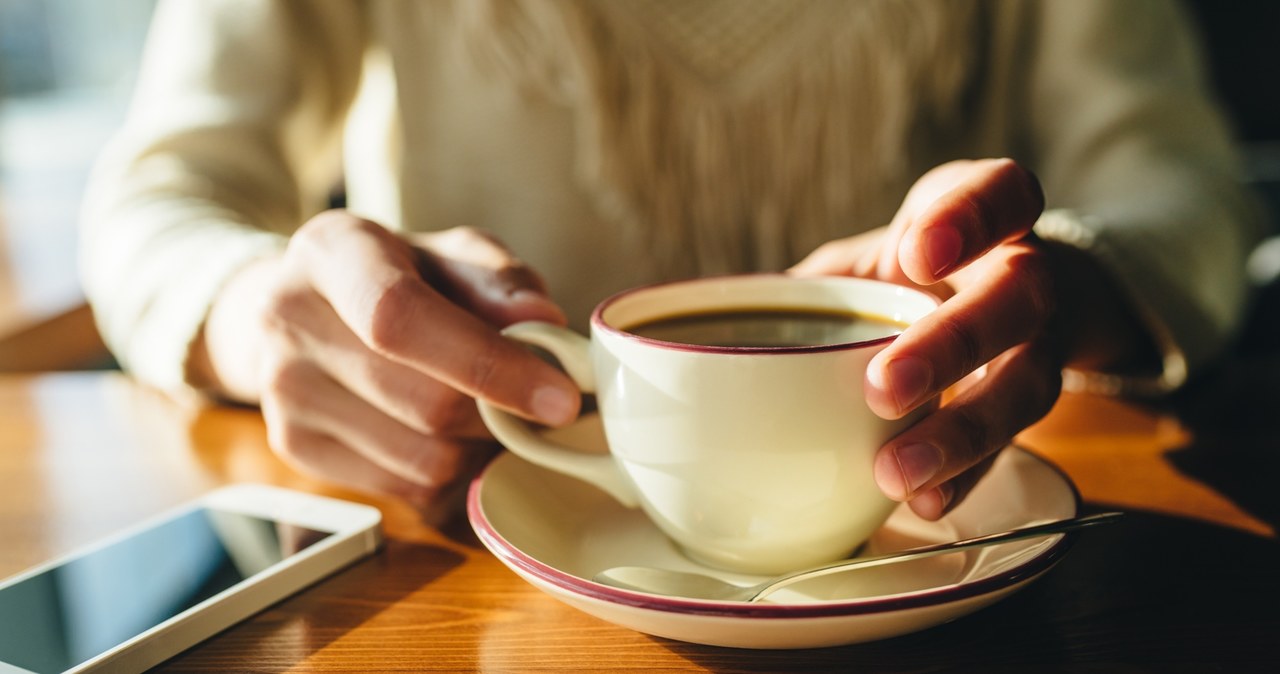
[
  {"left": 81, "top": 0, "right": 1263, "bottom": 394},
  {"left": 462, "top": 0, "right": 982, "bottom": 275}
]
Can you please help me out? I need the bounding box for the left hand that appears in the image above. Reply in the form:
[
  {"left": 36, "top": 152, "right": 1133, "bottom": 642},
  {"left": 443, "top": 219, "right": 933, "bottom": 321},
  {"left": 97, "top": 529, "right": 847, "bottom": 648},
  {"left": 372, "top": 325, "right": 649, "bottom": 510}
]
[{"left": 792, "top": 158, "right": 1155, "bottom": 519}]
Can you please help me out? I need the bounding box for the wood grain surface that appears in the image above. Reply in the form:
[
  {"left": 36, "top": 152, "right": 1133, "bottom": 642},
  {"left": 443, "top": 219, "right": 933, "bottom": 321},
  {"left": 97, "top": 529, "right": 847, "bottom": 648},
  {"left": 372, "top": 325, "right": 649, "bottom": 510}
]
[{"left": 1, "top": 371, "right": 1276, "bottom": 671}]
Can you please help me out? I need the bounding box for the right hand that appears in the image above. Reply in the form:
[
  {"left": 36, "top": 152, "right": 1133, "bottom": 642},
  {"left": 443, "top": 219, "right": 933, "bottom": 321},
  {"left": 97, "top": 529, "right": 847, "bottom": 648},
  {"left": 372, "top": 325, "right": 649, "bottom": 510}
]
[{"left": 192, "top": 210, "right": 580, "bottom": 511}]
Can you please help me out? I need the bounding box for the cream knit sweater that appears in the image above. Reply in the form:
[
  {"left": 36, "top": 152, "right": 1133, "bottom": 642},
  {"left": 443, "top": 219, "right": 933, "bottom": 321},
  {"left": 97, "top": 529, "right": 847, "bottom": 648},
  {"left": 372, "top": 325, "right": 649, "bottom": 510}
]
[{"left": 81, "top": 0, "right": 1263, "bottom": 395}]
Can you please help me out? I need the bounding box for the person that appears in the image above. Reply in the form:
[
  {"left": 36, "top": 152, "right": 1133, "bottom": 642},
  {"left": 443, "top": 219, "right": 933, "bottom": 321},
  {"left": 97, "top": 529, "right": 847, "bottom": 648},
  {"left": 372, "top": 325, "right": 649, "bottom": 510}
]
[{"left": 81, "top": 0, "right": 1263, "bottom": 520}]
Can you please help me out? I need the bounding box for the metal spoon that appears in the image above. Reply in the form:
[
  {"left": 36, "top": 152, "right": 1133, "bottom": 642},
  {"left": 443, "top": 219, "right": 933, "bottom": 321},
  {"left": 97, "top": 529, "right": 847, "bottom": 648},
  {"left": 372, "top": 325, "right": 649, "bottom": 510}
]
[{"left": 593, "top": 511, "right": 1123, "bottom": 603}]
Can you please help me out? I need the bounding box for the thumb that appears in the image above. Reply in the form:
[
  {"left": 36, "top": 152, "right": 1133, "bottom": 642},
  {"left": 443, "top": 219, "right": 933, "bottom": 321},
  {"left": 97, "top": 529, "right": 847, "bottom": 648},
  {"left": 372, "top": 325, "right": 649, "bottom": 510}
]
[{"left": 788, "top": 228, "right": 889, "bottom": 279}]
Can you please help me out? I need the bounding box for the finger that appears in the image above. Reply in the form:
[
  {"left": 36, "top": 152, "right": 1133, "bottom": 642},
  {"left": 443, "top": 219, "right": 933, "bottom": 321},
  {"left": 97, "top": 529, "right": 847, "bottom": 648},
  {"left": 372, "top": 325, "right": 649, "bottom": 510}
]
[
  {"left": 265, "top": 288, "right": 491, "bottom": 439},
  {"left": 877, "top": 161, "right": 980, "bottom": 282},
  {"left": 321, "top": 340, "right": 493, "bottom": 440},
  {"left": 897, "top": 158, "right": 1044, "bottom": 285},
  {"left": 788, "top": 228, "right": 890, "bottom": 279},
  {"left": 788, "top": 228, "right": 951, "bottom": 298},
  {"left": 274, "top": 422, "right": 498, "bottom": 528},
  {"left": 905, "top": 453, "right": 998, "bottom": 521},
  {"left": 414, "top": 227, "right": 567, "bottom": 328},
  {"left": 291, "top": 213, "right": 580, "bottom": 426},
  {"left": 260, "top": 417, "right": 442, "bottom": 512},
  {"left": 260, "top": 355, "right": 465, "bottom": 488},
  {"left": 865, "top": 242, "right": 1055, "bottom": 419},
  {"left": 872, "top": 340, "right": 1062, "bottom": 508}
]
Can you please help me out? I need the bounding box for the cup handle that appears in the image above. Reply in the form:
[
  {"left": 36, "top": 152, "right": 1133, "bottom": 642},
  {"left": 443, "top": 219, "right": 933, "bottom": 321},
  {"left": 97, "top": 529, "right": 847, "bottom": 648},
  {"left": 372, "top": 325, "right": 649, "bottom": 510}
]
[{"left": 476, "top": 321, "right": 640, "bottom": 508}]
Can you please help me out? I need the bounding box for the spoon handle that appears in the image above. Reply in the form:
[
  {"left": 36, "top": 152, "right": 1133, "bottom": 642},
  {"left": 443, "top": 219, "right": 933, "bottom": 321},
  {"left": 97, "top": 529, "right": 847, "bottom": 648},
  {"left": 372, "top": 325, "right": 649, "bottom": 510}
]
[{"left": 750, "top": 511, "right": 1123, "bottom": 602}]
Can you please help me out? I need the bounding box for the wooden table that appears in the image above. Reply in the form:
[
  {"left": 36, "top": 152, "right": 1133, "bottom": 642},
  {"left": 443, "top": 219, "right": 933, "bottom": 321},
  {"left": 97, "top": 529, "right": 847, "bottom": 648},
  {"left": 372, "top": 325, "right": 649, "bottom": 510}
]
[
  {"left": 2, "top": 369, "right": 1277, "bottom": 671},
  {"left": 0, "top": 205, "right": 108, "bottom": 372}
]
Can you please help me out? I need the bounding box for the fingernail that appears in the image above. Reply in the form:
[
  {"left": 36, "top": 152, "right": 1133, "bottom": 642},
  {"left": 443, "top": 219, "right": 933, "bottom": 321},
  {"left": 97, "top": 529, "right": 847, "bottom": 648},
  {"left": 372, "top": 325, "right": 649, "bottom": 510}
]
[
  {"left": 510, "top": 288, "right": 550, "bottom": 305},
  {"left": 909, "top": 484, "right": 953, "bottom": 521},
  {"left": 921, "top": 226, "right": 961, "bottom": 278},
  {"left": 936, "top": 482, "right": 955, "bottom": 510},
  {"left": 509, "top": 289, "right": 567, "bottom": 324},
  {"left": 1024, "top": 168, "right": 1045, "bottom": 211},
  {"left": 531, "top": 385, "right": 577, "bottom": 425},
  {"left": 894, "top": 443, "right": 942, "bottom": 496},
  {"left": 885, "top": 357, "right": 932, "bottom": 414}
]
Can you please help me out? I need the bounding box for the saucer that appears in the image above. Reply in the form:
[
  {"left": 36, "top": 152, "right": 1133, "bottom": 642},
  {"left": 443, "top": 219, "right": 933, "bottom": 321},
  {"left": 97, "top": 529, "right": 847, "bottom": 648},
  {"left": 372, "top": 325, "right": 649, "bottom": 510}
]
[{"left": 467, "top": 415, "right": 1081, "bottom": 649}]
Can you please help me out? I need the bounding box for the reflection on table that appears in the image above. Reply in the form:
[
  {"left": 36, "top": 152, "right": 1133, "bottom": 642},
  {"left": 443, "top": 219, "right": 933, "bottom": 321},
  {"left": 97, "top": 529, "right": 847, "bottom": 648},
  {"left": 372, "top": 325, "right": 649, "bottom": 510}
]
[{"left": 0, "top": 368, "right": 1276, "bottom": 670}]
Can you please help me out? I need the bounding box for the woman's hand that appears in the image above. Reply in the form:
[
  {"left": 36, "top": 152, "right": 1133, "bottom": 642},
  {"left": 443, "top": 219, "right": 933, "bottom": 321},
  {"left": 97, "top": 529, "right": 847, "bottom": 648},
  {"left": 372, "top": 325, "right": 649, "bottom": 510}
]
[
  {"left": 792, "top": 159, "right": 1157, "bottom": 520},
  {"left": 191, "top": 210, "right": 580, "bottom": 512}
]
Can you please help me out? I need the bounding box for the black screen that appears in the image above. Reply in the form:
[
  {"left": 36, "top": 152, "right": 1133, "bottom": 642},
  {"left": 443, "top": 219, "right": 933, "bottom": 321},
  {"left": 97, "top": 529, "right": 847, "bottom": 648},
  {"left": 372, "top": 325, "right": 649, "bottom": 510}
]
[{"left": 0, "top": 508, "right": 331, "bottom": 673}]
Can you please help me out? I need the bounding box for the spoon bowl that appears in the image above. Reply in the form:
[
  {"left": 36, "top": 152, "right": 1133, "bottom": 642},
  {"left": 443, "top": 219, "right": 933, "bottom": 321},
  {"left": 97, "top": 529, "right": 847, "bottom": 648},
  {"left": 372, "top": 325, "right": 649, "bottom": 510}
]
[{"left": 593, "top": 511, "right": 1122, "bottom": 603}]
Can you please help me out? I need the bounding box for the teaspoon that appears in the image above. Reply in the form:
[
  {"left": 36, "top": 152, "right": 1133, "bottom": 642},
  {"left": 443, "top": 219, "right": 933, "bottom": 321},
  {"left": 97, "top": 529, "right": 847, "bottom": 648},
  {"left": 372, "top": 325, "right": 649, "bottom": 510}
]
[{"left": 593, "top": 511, "right": 1122, "bottom": 603}]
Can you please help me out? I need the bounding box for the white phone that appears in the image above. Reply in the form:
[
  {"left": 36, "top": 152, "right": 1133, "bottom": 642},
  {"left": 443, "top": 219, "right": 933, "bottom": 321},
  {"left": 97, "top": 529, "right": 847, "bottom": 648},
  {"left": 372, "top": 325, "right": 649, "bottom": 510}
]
[{"left": 0, "top": 484, "right": 382, "bottom": 674}]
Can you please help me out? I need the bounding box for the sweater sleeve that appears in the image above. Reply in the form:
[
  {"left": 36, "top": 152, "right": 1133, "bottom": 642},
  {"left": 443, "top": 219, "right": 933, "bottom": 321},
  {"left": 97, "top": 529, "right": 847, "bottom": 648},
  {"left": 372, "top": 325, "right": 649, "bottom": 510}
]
[
  {"left": 1022, "top": 0, "right": 1266, "bottom": 395},
  {"left": 79, "top": 0, "right": 365, "bottom": 391}
]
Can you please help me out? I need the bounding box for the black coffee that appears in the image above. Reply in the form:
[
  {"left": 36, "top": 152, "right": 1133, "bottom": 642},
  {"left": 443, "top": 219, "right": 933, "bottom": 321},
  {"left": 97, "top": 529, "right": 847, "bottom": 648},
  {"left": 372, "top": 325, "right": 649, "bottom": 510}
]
[{"left": 625, "top": 307, "right": 906, "bottom": 348}]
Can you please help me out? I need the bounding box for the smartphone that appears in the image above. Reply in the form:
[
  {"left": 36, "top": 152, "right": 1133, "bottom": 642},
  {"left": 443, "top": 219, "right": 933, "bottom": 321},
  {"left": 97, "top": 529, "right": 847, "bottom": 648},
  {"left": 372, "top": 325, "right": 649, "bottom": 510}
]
[{"left": 0, "top": 484, "right": 382, "bottom": 674}]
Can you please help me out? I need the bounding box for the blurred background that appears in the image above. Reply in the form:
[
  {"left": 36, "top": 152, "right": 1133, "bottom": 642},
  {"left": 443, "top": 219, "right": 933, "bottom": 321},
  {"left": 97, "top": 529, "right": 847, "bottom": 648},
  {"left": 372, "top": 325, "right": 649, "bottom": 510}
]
[
  {"left": 0, "top": 0, "right": 1276, "bottom": 373},
  {"left": 0, "top": 0, "right": 156, "bottom": 370}
]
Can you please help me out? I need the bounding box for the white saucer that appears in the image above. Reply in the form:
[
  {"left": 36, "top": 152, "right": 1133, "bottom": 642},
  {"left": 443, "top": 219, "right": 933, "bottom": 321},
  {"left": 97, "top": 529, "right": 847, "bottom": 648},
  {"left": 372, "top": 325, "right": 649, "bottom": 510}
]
[{"left": 467, "top": 415, "right": 1081, "bottom": 649}]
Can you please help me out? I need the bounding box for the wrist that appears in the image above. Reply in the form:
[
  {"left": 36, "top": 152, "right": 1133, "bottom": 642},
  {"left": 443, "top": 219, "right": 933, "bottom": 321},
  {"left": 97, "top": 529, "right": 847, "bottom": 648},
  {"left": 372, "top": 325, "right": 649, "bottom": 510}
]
[
  {"left": 1042, "top": 240, "right": 1162, "bottom": 377},
  {"left": 189, "top": 255, "right": 284, "bottom": 403}
]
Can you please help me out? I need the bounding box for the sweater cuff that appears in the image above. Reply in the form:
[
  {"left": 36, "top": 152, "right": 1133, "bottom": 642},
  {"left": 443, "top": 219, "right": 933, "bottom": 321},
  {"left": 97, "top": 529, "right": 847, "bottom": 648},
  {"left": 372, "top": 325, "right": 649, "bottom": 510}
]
[
  {"left": 1033, "top": 209, "right": 1189, "bottom": 397},
  {"left": 114, "top": 227, "right": 287, "bottom": 394}
]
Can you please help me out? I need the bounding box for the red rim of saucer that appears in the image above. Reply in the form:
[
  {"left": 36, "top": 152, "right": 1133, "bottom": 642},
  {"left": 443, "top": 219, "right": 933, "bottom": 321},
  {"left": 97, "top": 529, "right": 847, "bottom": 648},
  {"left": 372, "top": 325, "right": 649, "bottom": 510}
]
[{"left": 466, "top": 446, "right": 1082, "bottom": 620}]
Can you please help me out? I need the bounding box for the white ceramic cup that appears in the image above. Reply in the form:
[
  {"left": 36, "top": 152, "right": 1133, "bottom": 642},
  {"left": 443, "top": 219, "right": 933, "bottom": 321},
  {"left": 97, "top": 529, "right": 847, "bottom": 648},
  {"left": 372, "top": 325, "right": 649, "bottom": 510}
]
[{"left": 478, "top": 274, "right": 939, "bottom": 574}]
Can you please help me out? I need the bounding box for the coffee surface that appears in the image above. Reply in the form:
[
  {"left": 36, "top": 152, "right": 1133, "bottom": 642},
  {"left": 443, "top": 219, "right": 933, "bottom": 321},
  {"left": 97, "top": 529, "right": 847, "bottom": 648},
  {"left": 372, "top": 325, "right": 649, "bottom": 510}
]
[{"left": 625, "top": 307, "right": 905, "bottom": 348}]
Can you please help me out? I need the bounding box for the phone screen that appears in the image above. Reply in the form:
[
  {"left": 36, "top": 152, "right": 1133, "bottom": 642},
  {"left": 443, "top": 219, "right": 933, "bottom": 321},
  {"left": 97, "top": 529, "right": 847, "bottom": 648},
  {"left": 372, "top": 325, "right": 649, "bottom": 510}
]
[{"left": 0, "top": 508, "right": 333, "bottom": 673}]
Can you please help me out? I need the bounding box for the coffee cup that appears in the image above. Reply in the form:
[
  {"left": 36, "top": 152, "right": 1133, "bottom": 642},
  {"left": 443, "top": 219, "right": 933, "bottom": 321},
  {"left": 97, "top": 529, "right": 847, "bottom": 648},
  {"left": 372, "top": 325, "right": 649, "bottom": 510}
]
[{"left": 477, "top": 274, "right": 939, "bottom": 574}]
